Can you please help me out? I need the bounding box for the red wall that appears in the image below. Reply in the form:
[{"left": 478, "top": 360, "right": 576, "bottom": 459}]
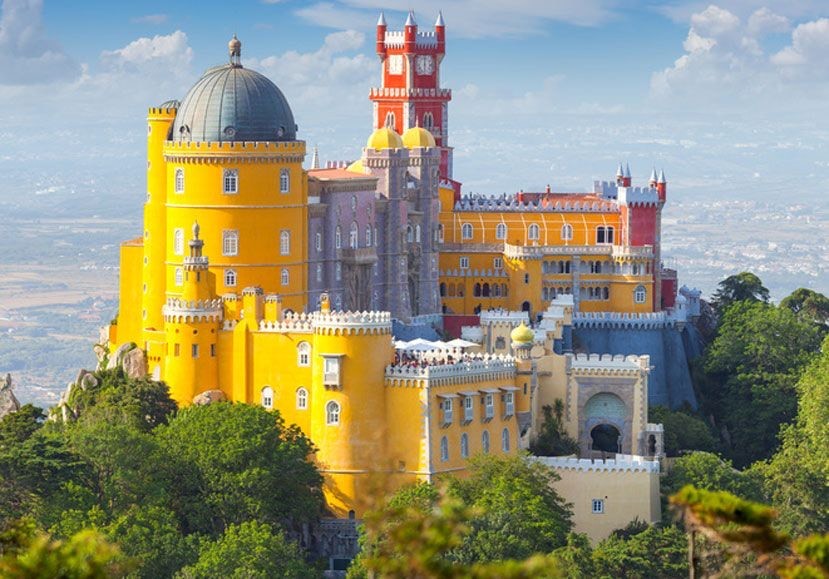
[
  {"left": 442, "top": 315, "right": 479, "bottom": 339},
  {"left": 627, "top": 205, "right": 658, "bottom": 246}
]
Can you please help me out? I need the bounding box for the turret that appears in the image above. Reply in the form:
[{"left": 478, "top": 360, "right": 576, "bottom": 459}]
[
  {"left": 623, "top": 162, "right": 632, "bottom": 187},
  {"left": 616, "top": 162, "right": 625, "bottom": 186},
  {"left": 435, "top": 11, "right": 445, "bottom": 54},
  {"left": 649, "top": 167, "right": 658, "bottom": 189},
  {"left": 404, "top": 10, "right": 417, "bottom": 52},
  {"left": 656, "top": 169, "right": 667, "bottom": 201},
  {"left": 376, "top": 11, "right": 387, "bottom": 57}
]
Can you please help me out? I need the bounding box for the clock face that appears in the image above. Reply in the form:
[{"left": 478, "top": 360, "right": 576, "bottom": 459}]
[
  {"left": 388, "top": 55, "right": 403, "bottom": 75},
  {"left": 415, "top": 55, "right": 434, "bottom": 75}
]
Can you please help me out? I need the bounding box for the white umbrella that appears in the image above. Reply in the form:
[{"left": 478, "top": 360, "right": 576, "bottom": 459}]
[{"left": 446, "top": 338, "right": 477, "bottom": 348}]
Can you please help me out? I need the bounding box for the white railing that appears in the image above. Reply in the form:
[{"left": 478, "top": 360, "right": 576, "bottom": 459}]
[
  {"left": 573, "top": 311, "right": 670, "bottom": 329},
  {"left": 385, "top": 355, "right": 515, "bottom": 381},
  {"left": 479, "top": 310, "right": 529, "bottom": 325},
  {"left": 532, "top": 455, "right": 660, "bottom": 473}
]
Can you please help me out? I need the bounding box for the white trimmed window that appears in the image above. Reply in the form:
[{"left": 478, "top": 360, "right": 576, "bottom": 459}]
[
  {"left": 175, "top": 267, "right": 183, "bottom": 286},
  {"left": 280, "top": 168, "right": 290, "bottom": 193},
  {"left": 495, "top": 222, "right": 507, "bottom": 240},
  {"left": 261, "top": 386, "right": 273, "bottom": 409},
  {"left": 223, "top": 169, "right": 238, "bottom": 194},
  {"left": 464, "top": 396, "right": 474, "bottom": 422},
  {"left": 493, "top": 257, "right": 503, "bottom": 270},
  {"left": 597, "top": 226, "right": 615, "bottom": 245},
  {"left": 174, "top": 228, "right": 184, "bottom": 256},
  {"left": 297, "top": 342, "right": 311, "bottom": 367},
  {"left": 528, "top": 223, "right": 540, "bottom": 241},
  {"left": 592, "top": 499, "right": 605, "bottom": 514},
  {"left": 336, "top": 263, "right": 342, "bottom": 281},
  {"left": 634, "top": 285, "right": 647, "bottom": 304},
  {"left": 224, "top": 269, "right": 237, "bottom": 287},
  {"left": 438, "top": 224, "right": 444, "bottom": 243},
  {"left": 326, "top": 401, "right": 340, "bottom": 425},
  {"left": 296, "top": 387, "right": 308, "bottom": 410},
  {"left": 460, "top": 433, "right": 469, "bottom": 458},
  {"left": 484, "top": 393, "right": 494, "bottom": 419},
  {"left": 350, "top": 222, "right": 359, "bottom": 249},
  {"left": 281, "top": 268, "right": 289, "bottom": 286},
  {"left": 335, "top": 226, "right": 342, "bottom": 249},
  {"left": 415, "top": 224, "right": 421, "bottom": 243},
  {"left": 504, "top": 391, "right": 514, "bottom": 416},
  {"left": 440, "top": 436, "right": 449, "bottom": 462},
  {"left": 459, "top": 256, "right": 469, "bottom": 269},
  {"left": 174, "top": 168, "right": 184, "bottom": 194},
  {"left": 482, "top": 430, "right": 490, "bottom": 454},
  {"left": 502, "top": 427, "right": 510, "bottom": 452},
  {"left": 561, "top": 223, "right": 573, "bottom": 241},
  {"left": 316, "top": 263, "right": 322, "bottom": 282},
  {"left": 406, "top": 225, "right": 414, "bottom": 243},
  {"left": 461, "top": 223, "right": 473, "bottom": 240},
  {"left": 222, "top": 230, "right": 238, "bottom": 256},
  {"left": 315, "top": 232, "right": 322, "bottom": 252},
  {"left": 280, "top": 230, "right": 291, "bottom": 255},
  {"left": 365, "top": 226, "right": 372, "bottom": 247},
  {"left": 442, "top": 398, "right": 453, "bottom": 425}
]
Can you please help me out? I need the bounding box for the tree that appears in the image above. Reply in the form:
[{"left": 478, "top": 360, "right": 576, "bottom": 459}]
[
  {"left": 648, "top": 406, "right": 717, "bottom": 456},
  {"left": 701, "top": 300, "right": 822, "bottom": 466},
  {"left": 663, "top": 452, "right": 763, "bottom": 502},
  {"left": 780, "top": 288, "right": 829, "bottom": 326},
  {"left": 529, "top": 401, "right": 579, "bottom": 457},
  {"left": 176, "top": 521, "right": 313, "bottom": 579},
  {"left": 710, "top": 272, "right": 769, "bottom": 314},
  {"left": 592, "top": 525, "right": 688, "bottom": 579},
  {"left": 155, "top": 402, "right": 323, "bottom": 535}
]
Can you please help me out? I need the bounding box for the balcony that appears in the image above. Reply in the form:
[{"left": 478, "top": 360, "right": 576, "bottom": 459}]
[{"left": 338, "top": 247, "right": 377, "bottom": 266}]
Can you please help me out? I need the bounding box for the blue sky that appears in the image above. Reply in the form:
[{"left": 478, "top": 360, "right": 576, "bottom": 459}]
[{"left": 3, "top": 0, "right": 829, "bottom": 199}]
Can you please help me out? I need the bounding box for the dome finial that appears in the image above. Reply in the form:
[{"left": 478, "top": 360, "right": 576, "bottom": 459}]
[
  {"left": 192, "top": 220, "right": 200, "bottom": 240},
  {"left": 229, "top": 34, "right": 242, "bottom": 66}
]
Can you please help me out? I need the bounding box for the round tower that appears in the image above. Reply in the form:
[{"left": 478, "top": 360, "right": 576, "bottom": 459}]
[
  {"left": 163, "top": 222, "right": 221, "bottom": 405},
  {"left": 308, "top": 300, "right": 394, "bottom": 516}
]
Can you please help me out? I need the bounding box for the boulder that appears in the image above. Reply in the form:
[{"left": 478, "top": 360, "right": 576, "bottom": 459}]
[
  {"left": 192, "top": 390, "right": 227, "bottom": 406},
  {"left": 80, "top": 372, "right": 99, "bottom": 390},
  {"left": 121, "top": 348, "right": 147, "bottom": 380},
  {"left": 107, "top": 342, "right": 135, "bottom": 370},
  {"left": 0, "top": 373, "right": 20, "bottom": 419}
]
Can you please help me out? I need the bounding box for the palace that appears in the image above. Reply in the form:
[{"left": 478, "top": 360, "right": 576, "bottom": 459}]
[{"left": 106, "top": 11, "right": 691, "bottom": 555}]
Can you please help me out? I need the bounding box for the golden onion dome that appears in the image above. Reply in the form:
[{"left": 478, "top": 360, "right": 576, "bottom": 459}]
[
  {"left": 346, "top": 159, "right": 367, "bottom": 174},
  {"left": 366, "top": 127, "right": 403, "bottom": 150},
  {"left": 401, "top": 126, "right": 436, "bottom": 149},
  {"left": 510, "top": 322, "right": 534, "bottom": 344}
]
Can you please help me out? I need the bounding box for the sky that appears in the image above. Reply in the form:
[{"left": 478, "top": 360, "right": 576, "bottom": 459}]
[{"left": 3, "top": 0, "right": 829, "bottom": 198}]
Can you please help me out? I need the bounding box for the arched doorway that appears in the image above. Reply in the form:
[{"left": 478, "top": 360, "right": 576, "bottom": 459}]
[
  {"left": 590, "top": 424, "right": 621, "bottom": 453},
  {"left": 521, "top": 301, "right": 531, "bottom": 315}
]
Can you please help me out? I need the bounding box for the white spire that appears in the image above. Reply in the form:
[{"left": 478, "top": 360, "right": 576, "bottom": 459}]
[
  {"left": 311, "top": 145, "right": 320, "bottom": 170},
  {"left": 658, "top": 169, "right": 666, "bottom": 184},
  {"left": 624, "top": 162, "right": 631, "bottom": 178},
  {"left": 616, "top": 162, "right": 624, "bottom": 177},
  {"left": 405, "top": 10, "right": 416, "bottom": 26},
  {"left": 377, "top": 11, "right": 386, "bottom": 26},
  {"left": 649, "top": 167, "right": 658, "bottom": 183},
  {"left": 435, "top": 11, "right": 445, "bottom": 26}
]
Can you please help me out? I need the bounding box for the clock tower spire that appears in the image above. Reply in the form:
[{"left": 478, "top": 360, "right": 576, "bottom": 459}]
[{"left": 370, "top": 11, "right": 453, "bottom": 179}]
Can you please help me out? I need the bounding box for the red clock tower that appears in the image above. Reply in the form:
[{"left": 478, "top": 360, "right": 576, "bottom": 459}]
[{"left": 370, "top": 10, "right": 454, "bottom": 179}]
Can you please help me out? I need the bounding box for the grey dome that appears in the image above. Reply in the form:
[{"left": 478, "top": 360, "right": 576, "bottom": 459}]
[{"left": 172, "top": 63, "right": 297, "bottom": 143}]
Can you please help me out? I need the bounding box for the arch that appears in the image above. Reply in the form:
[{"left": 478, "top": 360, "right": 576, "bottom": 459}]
[
  {"left": 585, "top": 392, "right": 627, "bottom": 421},
  {"left": 223, "top": 168, "right": 238, "bottom": 194},
  {"left": 473, "top": 283, "right": 482, "bottom": 297},
  {"left": 439, "top": 282, "right": 446, "bottom": 297},
  {"left": 280, "top": 230, "right": 291, "bottom": 255},
  {"left": 406, "top": 225, "right": 414, "bottom": 243},
  {"left": 461, "top": 223, "right": 473, "bottom": 240},
  {"left": 482, "top": 283, "right": 490, "bottom": 297},
  {"left": 297, "top": 341, "right": 311, "bottom": 367},
  {"left": 384, "top": 111, "right": 396, "bottom": 128},
  {"left": 561, "top": 223, "right": 573, "bottom": 241},
  {"left": 415, "top": 224, "right": 421, "bottom": 243},
  {"left": 447, "top": 283, "right": 456, "bottom": 297},
  {"left": 326, "top": 401, "right": 340, "bottom": 425},
  {"left": 365, "top": 226, "right": 372, "bottom": 247},
  {"left": 281, "top": 268, "right": 289, "bottom": 286},
  {"left": 590, "top": 424, "right": 621, "bottom": 453},
  {"left": 493, "top": 283, "right": 501, "bottom": 297},
  {"left": 528, "top": 223, "right": 540, "bottom": 241},
  {"left": 350, "top": 222, "right": 359, "bottom": 249},
  {"left": 175, "top": 267, "right": 183, "bottom": 286},
  {"left": 422, "top": 112, "right": 434, "bottom": 130},
  {"left": 173, "top": 228, "right": 184, "bottom": 256},
  {"left": 501, "top": 427, "right": 510, "bottom": 452},
  {"left": 521, "top": 301, "right": 531, "bottom": 313},
  {"left": 261, "top": 386, "right": 273, "bottom": 409},
  {"left": 495, "top": 222, "right": 507, "bottom": 240},
  {"left": 174, "top": 168, "right": 185, "bottom": 193},
  {"left": 648, "top": 434, "right": 657, "bottom": 456},
  {"left": 440, "top": 436, "right": 449, "bottom": 462},
  {"left": 222, "top": 230, "right": 239, "bottom": 256},
  {"left": 460, "top": 433, "right": 469, "bottom": 458},
  {"left": 280, "top": 168, "right": 290, "bottom": 193},
  {"left": 634, "top": 285, "right": 647, "bottom": 304},
  {"left": 224, "top": 269, "right": 237, "bottom": 287},
  {"left": 482, "top": 430, "right": 490, "bottom": 454},
  {"left": 296, "top": 387, "right": 308, "bottom": 409}
]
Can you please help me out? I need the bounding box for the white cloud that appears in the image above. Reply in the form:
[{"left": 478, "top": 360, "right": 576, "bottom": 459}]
[
  {"left": 772, "top": 18, "right": 829, "bottom": 77},
  {"left": 131, "top": 14, "right": 168, "bottom": 25},
  {"left": 100, "top": 30, "right": 193, "bottom": 72},
  {"left": 747, "top": 7, "right": 790, "bottom": 36},
  {"left": 0, "top": 0, "right": 81, "bottom": 85}
]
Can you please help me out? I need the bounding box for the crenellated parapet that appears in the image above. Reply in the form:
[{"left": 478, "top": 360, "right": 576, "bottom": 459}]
[
  {"left": 311, "top": 310, "right": 393, "bottom": 335},
  {"left": 455, "top": 195, "right": 616, "bottom": 213},
  {"left": 163, "top": 297, "right": 223, "bottom": 323},
  {"left": 385, "top": 353, "right": 515, "bottom": 387},
  {"left": 479, "top": 310, "right": 529, "bottom": 327},
  {"left": 532, "top": 455, "right": 660, "bottom": 474},
  {"left": 368, "top": 87, "right": 451, "bottom": 99},
  {"left": 258, "top": 311, "right": 314, "bottom": 333},
  {"left": 566, "top": 353, "right": 650, "bottom": 376},
  {"left": 573, "top": 311, "right": 671, "bottom": 330},
  {"left": 163, "top": 140, "right": 306, "bottom": 164}
]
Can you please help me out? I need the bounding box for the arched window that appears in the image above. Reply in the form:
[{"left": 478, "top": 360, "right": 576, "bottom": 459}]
[
  {"left": 349, "top": 222, "right": 359, "bottom": 249},
  {"left": 261, "top": 386, "right": 273, "bottom": 409},
  {"left": 561, "top": 223, "right": 573, "bottom": 241},
  {"left": 365, "top": 226, "right": 372, "bottom": 247},
  {"left": 315, "top": 232, "right": 322, "bottom": 252},
  {"left": 384, "top": 111, "right": 396, "bottom": 128},
  {"left": 461, "top": 223, "right": 473, "bottom": 240},
  {"left": 406, "top": 225, "right": 414, "bottom": 243},
  {"left": 423, "top": 112, "right": 434, "bottom": 130},
  {"left": 175, "top": 267, "right": 183, "bottom": 286},
  {"left": 437, "top": 224, "right": 444, "bottom": 243},
  {"left": 174, "top": 228, "right": 184, "bottom": 255},
  {"left": 335, "top": 263, "right": 342, "bottom": 281},
  {"left": 280, "top": 168, "right": 290, "bottom": 193},
  {"left": 501, "top": 283, "right": 508, "bottom": 297},
  {"left": 482, "top": 283, "right": 490, "bottom": 297},
  {"left": 439, "top": 283, "right": 446, "bottom": 297},
  {"left": 224, "top": 269, "right": 237, "bottom": 287},
  {"left": 326, "top": 401, "right": 340, "bottom": 425},
  {"left": 473, "top": 283, "right": 482, "bottom": 297},
  {"left": 482, "top": 430, "right": 490, "bottom": 454},
  {"left": 457, "top": 284, "right": 465, "bottom": 297},
  {"left": 335, "top": 226, "right": 342, "bottom": 249},
  {"left": 297, "top": 342, "right": 311, "bottom": 367},
  {"left": 316, "top": 263, "right": 322, "bottom": 282},
  {"left": 460, "top": 433, "right": 469, "bottom": 458},
  {"left": 296, "top": 387, "right": 308, "bottom": 409},
  {"left": 174, "top": 168, "right": 184, "bottom": 194},
  {"left": 634, "top": 285, "right": 647, "bottom": 304},
  {"left": 280, "top": 230, "right": 290, "bottom": 255},
  {"left": 493, "top": 284, "right": 501, "bottom": 297},
  {"left": 502, "top": 427, "right": 510, "bottom": 452},
  {"left": 440, "top": 436, "right": 449, "bottom": 462},
  {"left": 602, "top": 287, "right": 609, "bottom": 300},
  {"left": 223, "top": 169, "right": 238, "bottom": 194},
  {"left": 281, "top": 268, "right": 289, "bottom": 286},
  {"left": 415, "top": 224, "right": 421, "bottom": 243},
  {"left": 495, "top": 222, "right": 507, "bottom": 240},
  {"left": 528, "top": 223, "right": 540, "bottom": 241},
  {"left": 222, "top": 230, "right": 238, "bottom": 256}
]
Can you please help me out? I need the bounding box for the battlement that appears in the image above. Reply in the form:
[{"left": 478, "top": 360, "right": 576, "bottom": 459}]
[
  {"left": 258, "top": 311, "right": 314, "bottom": 334},
  {"left": 386, "top": 353, "right": 515, "bottom": 385},
  {"left": 311, "top": 310, "right": 392, "bottom": 335},
  {"left": 573, "top": 311, "right": 672, "bottom": 329},
  {"left": 147, "top": 107, "right": 178, "bottom": 116},
  {"left": 369, "top": 87, "right": 451, "bottom": 99},
  {"left": 532, "top": 455, "right": 660, "bottom": 474},
  {"left": 163, "top": 140, "right": 306, "bottom": 161},
  {"left": 479, "top": 310, "right": 529, "bottom": 326},
  {"left": 593, "top": 181, "right": 660, "bottom": 206},
  {"left": 460, "top": 326, "right": 483, "bottom": 343},
  {"left": 567, "top": 353, "right": 650, "bottom": 372},
  {"left": 455, "top": 194, "right": 616, "bottom": 213},
  {"left": 504, "top": 243, "right": 617, "bottom": 260},
  {"left": 163, "top": 298, "right": 223, "bottom": 323}
]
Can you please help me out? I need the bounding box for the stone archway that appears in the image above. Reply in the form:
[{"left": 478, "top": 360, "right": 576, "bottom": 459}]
[
  {"left": 590, "top": 423, "right": 621, "bottom": 453},
  {"left": 582, "top": 392, "right": 629, "bottom": 455}
]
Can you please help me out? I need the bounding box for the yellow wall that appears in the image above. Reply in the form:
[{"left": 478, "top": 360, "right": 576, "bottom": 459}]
[{"left": 116, "top": 241, "right": 144, "bottom": 348}]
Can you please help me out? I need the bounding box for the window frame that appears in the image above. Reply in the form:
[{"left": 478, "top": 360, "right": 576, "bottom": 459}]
[
  {"left": 261, "top": 386, "right": 273, "bottom": 409},
  {"left": 460, "top": 433, "right": 469, "bottom": 458},
  {"left": 634, "top": 285, "right": 647, "bottom": 304},
  {"left": 495, "top": 222, "right": 507, "bottom": 240},
  {"left": 501, "top": 427, "right": 510, "bottom": 452},
  {"left": 224, "top": 269, "right": 237, "bottom": 287},
  {"left": 461, "top": 223, "right": 473, "bottom": 240},
  {"left": 280, "top": 168, "right": 290, "bottom": 193},
  {"left": 528, "top": 223, "right": 540, "bottom": 241},
  {"left": 222, "top": 230, "right": 239, "bottom": 257},
  {"left": 296, "top": 387, "right": 308, "bottom": 410},
  {"left": 174, "top": 228, "right": 184, "bottom": 256},
  {"left": 440, "top": 436, "right": 449, "bottom": 462},
  {"left": 280, "top": 230, "right": 291, "bottom": 256},
  {"left": 592, "top": 499, "right": 605, "bottom": 514},
  {"left": 326, "top": 400, "right": 340, "bottom": 425},
  {"left": 281, "top": 268, "right": 289, "bottom": 286},
  {"left": 223, "top": 168, "right": 239, "bottom": 195},
  {"left": 174, "top": 168, "right": 184, "bottom": 194},
  {"left": 297, "top": 342, "right": 311, "bottom": 367}
]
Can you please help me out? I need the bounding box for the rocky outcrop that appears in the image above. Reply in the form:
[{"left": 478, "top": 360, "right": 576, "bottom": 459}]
[
  {"left": 0, "top": 373, "right": 20, "bottom": 419},
  {"left": 122, "top": 348, "right": 147, "bottom": 380},
  {"left": 192, "top": 390, "right": 227, "bottom": 406}
]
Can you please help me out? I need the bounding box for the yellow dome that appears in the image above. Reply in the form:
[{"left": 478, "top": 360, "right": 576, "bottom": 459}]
[
  {"left": 401, "top": 126, "right": 436, "bottom": 149},
  {"left": 346, "top": 159, "right": 367, "bottom": 174},
  {"left": 510, "top": 322, "right": 534, "bottom": 344},
  {"left": 366, "top": 127, "right": 403, "bottom": 150}
]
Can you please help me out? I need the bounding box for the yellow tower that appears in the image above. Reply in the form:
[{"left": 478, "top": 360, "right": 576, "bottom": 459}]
[{"left": 163, "top": 222, "right": 221, "bottom": 405}]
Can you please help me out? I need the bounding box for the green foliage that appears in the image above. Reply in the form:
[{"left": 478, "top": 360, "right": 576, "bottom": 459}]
[
  {"left": 0, "top": 405, "right": 45, "bottom": 445},
  {"left": 701, "top": 299, "right": 822, "bottom": 466},
  {"left": 176, "top": 521, "right": 314, "bottom": 579},
  {"left": 664, "top": 452, "right": 764, "bottom": 502},
  {"left": 0, "top": 519, "right": 131, "bottom": 578},
  {"left": 710, "top": 271, "right": 769, "bottom": 314},
  {"left": 155, "top": 402, "right": 323, "bottom": 535},
  {"left": 529, "top": 401, "right": 579, "bottom": 457},
  {"left": 648, "top": 406, "right": 717, "bottom": 456},
  {"left": 549, "top": 533, "right": 595, "bottom": 578},
  {"left": 780, "top": 288, "right": 829, "bottom": 326},
  {"left": 592, "top": 525, "right": 688, "bottom": 579}
]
